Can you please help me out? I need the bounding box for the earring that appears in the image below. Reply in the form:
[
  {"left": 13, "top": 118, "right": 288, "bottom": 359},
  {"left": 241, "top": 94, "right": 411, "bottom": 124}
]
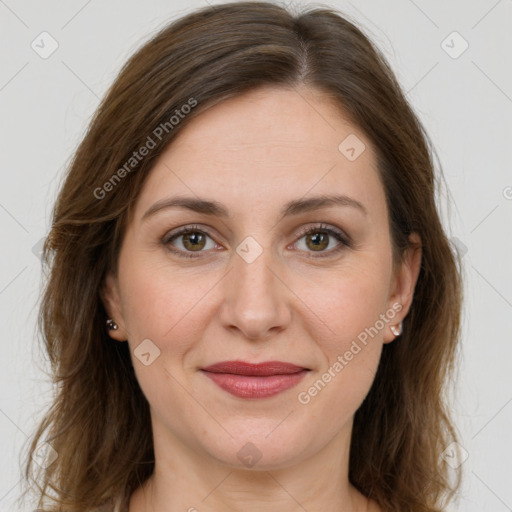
[
  {"left": 106, "top": 318, "right": 118, "bottom": 331},
  {"left": 390, "top": 322, "right": 403, "bottom": 337}
]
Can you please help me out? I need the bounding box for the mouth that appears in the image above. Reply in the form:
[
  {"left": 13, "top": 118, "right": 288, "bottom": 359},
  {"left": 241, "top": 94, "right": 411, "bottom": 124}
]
[{"left": 200, "top": 360, "right": 310, "bottom": 399}]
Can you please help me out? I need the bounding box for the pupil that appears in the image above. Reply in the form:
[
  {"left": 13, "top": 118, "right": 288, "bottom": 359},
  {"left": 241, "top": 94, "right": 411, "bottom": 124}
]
[
  {"left": 184, "top": 232, "right": 204, "bottom": 251},
  {"left": 308, "top": 233, "right": 328, "bottom": 251}
]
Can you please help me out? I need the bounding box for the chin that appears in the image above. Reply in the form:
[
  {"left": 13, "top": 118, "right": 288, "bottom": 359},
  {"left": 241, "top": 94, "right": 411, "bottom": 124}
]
[{"left": 199, "top": 424, "right": 313, "bottom": 471}]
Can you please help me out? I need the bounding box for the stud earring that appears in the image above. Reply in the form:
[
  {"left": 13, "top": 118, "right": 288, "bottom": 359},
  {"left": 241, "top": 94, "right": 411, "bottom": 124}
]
[
  {"left": 390, "top": 322, "right": 403, "bottom": 337},
  {"left": 106, "top": 318, "right": 118, "bottom": 331}
]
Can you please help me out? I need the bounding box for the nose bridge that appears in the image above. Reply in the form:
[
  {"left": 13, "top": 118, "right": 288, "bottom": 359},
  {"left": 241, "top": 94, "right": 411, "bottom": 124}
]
[
  {"left": 219, "top": 235, "right": 290, "bottom": 339},
  {"left": 235, "top": 238, "right": 275, "bottom": 294}
]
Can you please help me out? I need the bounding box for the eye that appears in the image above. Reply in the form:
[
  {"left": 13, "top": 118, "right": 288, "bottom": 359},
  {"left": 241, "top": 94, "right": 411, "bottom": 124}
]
[
  {"left": 293, "top": 224, "right": 350, "bottom": 257},
  {"left": 162, "top": 223, "right": 351, "bottom": 259},
  {"left": 162, "top": 225, "right": 219, "bottom": 259}
]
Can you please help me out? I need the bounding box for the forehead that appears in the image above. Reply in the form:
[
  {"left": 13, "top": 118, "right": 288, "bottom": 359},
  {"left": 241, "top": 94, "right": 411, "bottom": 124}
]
[
  {"left": 132, "top": 86, "right": 386, "bottom": 222},
  {"left": 171, "top": 86, "right": 363, "bottom": 159}
]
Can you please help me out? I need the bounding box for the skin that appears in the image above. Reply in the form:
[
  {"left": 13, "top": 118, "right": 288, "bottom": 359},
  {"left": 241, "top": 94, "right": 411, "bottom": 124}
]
[{"left": 102, "top": 85, "right": 422, "bottom": 512}]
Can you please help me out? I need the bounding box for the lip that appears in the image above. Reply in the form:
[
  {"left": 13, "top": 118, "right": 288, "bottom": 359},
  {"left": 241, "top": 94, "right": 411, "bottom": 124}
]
[{"left": 201, "top": 360, "right": 309, "bottom": 399}]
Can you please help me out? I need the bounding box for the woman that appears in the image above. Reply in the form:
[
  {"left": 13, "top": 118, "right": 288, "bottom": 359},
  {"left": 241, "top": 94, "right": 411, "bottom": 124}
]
[{"left": 24, "top": 2, "right": 463, "bottom": 511}]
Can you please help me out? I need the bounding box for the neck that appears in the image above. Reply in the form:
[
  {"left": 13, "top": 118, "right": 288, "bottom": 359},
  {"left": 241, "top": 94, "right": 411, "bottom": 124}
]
[{"left": 129, "top": 415, "right": 371, "bottom": 512}]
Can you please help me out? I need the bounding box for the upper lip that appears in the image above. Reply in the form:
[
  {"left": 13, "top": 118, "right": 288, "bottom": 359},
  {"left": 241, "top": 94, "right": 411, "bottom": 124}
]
[{"left": 201, "top": 360, "right": 308, "bottom": 376}]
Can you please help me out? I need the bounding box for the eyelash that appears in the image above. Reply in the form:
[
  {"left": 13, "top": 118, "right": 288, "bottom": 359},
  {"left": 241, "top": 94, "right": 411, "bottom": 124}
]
[{"left": 162, "top": 223, "right": 351, "bottom": 260}]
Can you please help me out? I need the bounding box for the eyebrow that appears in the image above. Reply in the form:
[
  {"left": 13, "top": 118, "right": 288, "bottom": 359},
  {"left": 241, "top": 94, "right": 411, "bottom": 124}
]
[{"left": 141, "top": 193, "right": 368, "bottom": 222}]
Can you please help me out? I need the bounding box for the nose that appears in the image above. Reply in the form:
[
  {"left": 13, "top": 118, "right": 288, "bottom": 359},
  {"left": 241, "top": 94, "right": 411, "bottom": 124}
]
[{"left": 218, "top": 242, "right": 291, "bottom": 341}]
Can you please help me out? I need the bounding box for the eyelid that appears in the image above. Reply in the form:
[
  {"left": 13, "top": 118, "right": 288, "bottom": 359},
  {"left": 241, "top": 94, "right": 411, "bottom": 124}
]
[
  {"left": 161, "top": 224, "right": 222, "bottom": 259},
  {"left": 294, "top": 223, "right": 351, "bottom": 245},
  {"left": 162, "top": 222, "right": 351, "bottom": 259},
  {"left": 162, "top": 224, "right": 219, "bottom": 244},
  {"left": 290, "top": 223, "right": 351, "bottom": 259}
]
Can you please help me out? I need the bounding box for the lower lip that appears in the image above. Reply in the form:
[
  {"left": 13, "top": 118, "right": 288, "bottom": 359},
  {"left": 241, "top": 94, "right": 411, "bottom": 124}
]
[{"left": 201, "top": 370, "right": 309, "bottom": 399}]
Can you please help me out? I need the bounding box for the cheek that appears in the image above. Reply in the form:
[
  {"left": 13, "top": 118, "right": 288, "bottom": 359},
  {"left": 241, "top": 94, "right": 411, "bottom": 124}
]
[
  {"left": 292, "top": 259, "right": 392, "bottom": 416},
  {"left": 116, "top": 258, "right": 209, "bottom": 409},
  {"left": 301, "top": 260, "right": 391, "bottom": 348},
  {"left": 119, "top": 249, "right": 206, "bottom": 335}
]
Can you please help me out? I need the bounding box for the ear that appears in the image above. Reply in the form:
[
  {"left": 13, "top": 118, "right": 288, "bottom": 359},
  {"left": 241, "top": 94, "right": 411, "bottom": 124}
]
[
  {"left": 100, "top": 271, "right": 128, "bottom": 342},
  {"left": 383, "top": 233, "right": 422, "bottom": 344}
]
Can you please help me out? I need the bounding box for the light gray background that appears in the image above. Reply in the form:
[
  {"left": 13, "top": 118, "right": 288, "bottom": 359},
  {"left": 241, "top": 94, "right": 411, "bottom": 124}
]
[{"left": 1, "top": 1, "right": 511, "bottom": 510}]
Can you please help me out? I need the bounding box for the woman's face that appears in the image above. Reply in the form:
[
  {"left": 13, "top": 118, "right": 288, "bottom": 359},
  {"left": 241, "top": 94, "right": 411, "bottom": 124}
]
[{"left": 103, "top": 85, "right": 421, "bottom": 470}]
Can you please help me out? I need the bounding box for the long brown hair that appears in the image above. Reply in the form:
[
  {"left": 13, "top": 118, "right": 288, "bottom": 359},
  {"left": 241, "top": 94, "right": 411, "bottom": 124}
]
[{"left": 22, "top": 2, "right": 463, "bottom": 511}]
